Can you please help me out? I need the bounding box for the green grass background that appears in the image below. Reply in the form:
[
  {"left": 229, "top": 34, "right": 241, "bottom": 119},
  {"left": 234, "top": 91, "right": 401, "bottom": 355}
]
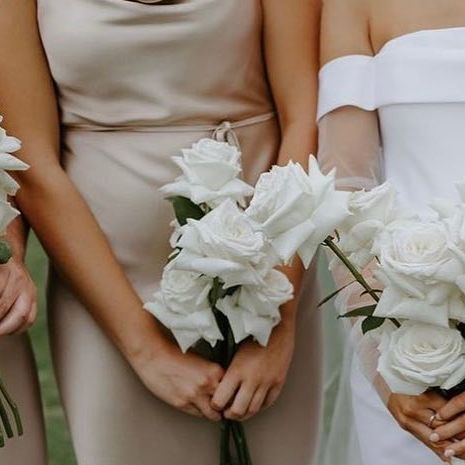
[{"left": 27, "top": 234, "right": 77, "bottom": 465}]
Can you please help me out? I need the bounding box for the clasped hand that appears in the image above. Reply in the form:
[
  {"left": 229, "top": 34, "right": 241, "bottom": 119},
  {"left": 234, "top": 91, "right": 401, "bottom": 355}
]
[
  {"left": 132, "top": 324, "right": 294, "bottom": 422},
  {"left": 389, "top": 391, "right": 465, "bottom": 463}
]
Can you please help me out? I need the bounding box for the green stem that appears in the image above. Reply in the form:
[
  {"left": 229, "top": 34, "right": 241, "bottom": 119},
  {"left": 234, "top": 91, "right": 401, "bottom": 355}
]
[
  {"left": 324, "top": 237, "right": 401, "bottom": 328},
  {"left": 0, "top": 377, "right": 23, "bottom": 436},
  {"left": 232, "top": 422, "right": 252, "bottom": 465},
  {"left": 220, "top": 419, "right": 232, "bottom": 465},
  {"left": 324, "top": 237, "right": 380, "bottom": 303},
  {"left": 0, "top": 394, "right": 13, "bottom": 439},
  {"left": 211, "top": 279, "right": 253, "bottom": 465},
  {"left": 0, "top": 415, "right": 4, "bottom": 448},
  {"left": 231, "top": 422, "right": 248, "bottom": 465}
]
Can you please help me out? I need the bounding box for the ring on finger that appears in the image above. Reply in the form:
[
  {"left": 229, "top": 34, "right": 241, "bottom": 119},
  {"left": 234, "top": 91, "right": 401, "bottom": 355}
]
[{"left": 428, "top": 411, "right": 438, "bottom": 428}]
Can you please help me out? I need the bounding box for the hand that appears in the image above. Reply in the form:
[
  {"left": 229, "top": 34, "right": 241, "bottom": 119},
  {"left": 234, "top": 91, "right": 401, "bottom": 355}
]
[
  {"left": 0, "top": 257, "right": 37, "bottom": 336},
  {"left": 431, "top": 392, "right": 465, "bottom": 460},
  {"left": 130, "top": 340, "right": 225, "bottom": 421},
  {"left": 388, "top": 391, "right": 453, "bottom": 462},
  {"left": 211, "top": 324, "right": 295, "bottom": 421}
]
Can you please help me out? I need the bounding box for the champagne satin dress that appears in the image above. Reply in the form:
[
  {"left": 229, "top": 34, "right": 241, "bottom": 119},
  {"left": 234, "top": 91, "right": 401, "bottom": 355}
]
[
  {"left": 0, "top": 336, "right": 46, "bottom": 464},
  {"left": 37, "top": 1, "right": 322, "bottom": 464}
]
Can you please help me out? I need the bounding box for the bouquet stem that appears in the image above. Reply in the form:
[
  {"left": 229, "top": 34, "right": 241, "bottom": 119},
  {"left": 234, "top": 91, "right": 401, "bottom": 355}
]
[
  {"left": 0, "top": 375, "right": 23, "bottom": 447},
  {"left": 323, "top": 237, "right": 380, "bottom": 303},
  {"left": 211, "top": 280, "right": 253, "bottom": 465}
]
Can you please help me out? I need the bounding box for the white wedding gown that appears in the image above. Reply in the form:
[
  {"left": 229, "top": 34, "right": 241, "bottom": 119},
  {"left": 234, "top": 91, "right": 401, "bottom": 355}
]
[{"left": 317, "top": 27, "right": 465, "bottom": 465}]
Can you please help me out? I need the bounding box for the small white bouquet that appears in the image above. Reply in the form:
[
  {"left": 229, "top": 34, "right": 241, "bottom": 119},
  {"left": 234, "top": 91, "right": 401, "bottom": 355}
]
[
  {"left": 0, "top": 117, "right": 30, "bottom": 446},
  {"left": 323, "top": 182, "right": 465, "bottom": 399},
  {"left": 145, "top": 140, "right": 349, "bottom": 465}
]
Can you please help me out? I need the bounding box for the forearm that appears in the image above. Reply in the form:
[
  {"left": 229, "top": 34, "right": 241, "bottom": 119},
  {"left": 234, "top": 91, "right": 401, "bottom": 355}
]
[
  {"left": 16, "top": 165, "right": 168, "bottom": 360},
  {"left": 4, "top": 214, "right": 28, "bottom": 261},
  {"left": 262, "top": 0, "right": 320, "bottom": 328}
]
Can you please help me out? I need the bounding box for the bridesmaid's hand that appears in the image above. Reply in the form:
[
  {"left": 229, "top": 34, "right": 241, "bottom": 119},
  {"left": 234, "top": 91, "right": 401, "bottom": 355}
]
[
  {"left": 131, "top": 341, "right": 225, "bottom": 422},
  {"left": 0, "top": 257, "right": 37, "bottom": 336},
  {"left": 388, "top": 391, "right": 452, "bottom": 462},
  {"left": 430, "top": 392, "right": 465, "bottom": 459},
  {"left": 211, "top": 324, "right": 295, "bottom": 421}
]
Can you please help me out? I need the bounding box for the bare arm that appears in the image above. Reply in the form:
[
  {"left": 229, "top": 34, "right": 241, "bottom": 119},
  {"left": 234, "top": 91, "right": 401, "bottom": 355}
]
[
  {"left": 0, "top": 0, "right": 223, "bottom": 420},
  {"left": 264, "top": 0, "right": 321, "bottom": 328},
  {"left": 212, "top": 0, "right": 321, "bottom": 421},
  {"left": 0, "top": 0, "right": 164, "bottom": 360}
]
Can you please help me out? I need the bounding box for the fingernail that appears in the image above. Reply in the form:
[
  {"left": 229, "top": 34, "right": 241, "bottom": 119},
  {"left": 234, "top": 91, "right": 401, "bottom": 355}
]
[
  {"left": 445, "top": 449, "right": 456, "bottom": 458},
  {"left": 430, "top": 433, "right": 440, "bottom": 443}
]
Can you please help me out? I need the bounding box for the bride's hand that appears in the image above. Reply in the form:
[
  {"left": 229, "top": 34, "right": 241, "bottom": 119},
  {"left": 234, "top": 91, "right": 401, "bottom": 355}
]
[
  {"left": 429, "top": 392, "right": 465, "bottom": 459},
  {"left": 0, "top": 257, "right": 37, "bottom": 336},
  {"left": 211, "top": 323, "right": 295, "bottom": 421},
  {"left": 130, "top": 340, "right": 225, "bottom": 422},
  {"left": 388, "top": 391, "right": 453, "bottom": 461}
]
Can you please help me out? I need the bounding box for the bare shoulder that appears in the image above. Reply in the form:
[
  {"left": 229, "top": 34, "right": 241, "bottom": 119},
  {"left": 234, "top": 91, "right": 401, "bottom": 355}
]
[{"left": 321, "top": 0, "right": 373, "bottom": 65}]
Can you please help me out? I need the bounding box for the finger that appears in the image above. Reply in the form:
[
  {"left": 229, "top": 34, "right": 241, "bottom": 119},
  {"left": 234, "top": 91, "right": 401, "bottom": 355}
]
[
  {"left": 211, "top": 373, "right": 241, "bottom": 412},
  {"left": 243, "top": 387, "right": 268, "bottom": 420},
  {"left": 194, "top": 396, "right": 222, "bottom": 422},
  {"left": 0, "top": 294, "right": 31, "bottom": 336},
  {"left": 433, "top": 414, "right": 465, "bottom": 443},
  {"left": 407, "top": 420, "right": 450, "bottom": 461},
  {"left": 13, "top": 300, "right": 37, "bottom": 335},
  {"left": 225, "top": 383, "right": 256, "bottom": 421},
  {"left": 415, "top": 408, "right": 447, "bottom": 428},
  {"left": 263, "top": 385, "right": 282, "bottom": 409},
  {"left": 438, "top": 393, "right": 465, "bottom": 421},
  {"left": 0, "top": 272, "right": 20, "bottom": 319},
  {"left": 443, "top": 438, "right": 465, "bottom": 460},
  {"left": 183, "top": 404, "right": 203, "bottom": 418}
]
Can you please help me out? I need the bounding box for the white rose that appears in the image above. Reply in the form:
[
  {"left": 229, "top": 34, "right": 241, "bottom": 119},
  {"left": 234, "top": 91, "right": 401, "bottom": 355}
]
[
  {"left": 160, "top": 138, "right": 254, "bottom": 207},
  {"left": 169, "top": 219, "right": 183, "bottom": 249},
  {"left": 0, "top": 120, "right": 29, "bottom": 198},
  {"left": 372, "top": 219, "right": 465, "bottom": 327},
  {"left": 332, "top": 182, "right": 401, "bottom": 270},
  {"left": 246, "top": 156, "right": 350, "bottom": 268},
  {"left": 170, "top": 199, "right": 270, "bottom": 288},
  {"left": 144, "top": 269, "right": 222, "bottom": 353},
  {"left": 216, "top": 269, "right": 294, "bottom": 346},
  {"left": 378, "top": 322, "right": 465, "bottom": 395},
  {"left": 0, "top": 200, "right": 19, "bottom": 235}
]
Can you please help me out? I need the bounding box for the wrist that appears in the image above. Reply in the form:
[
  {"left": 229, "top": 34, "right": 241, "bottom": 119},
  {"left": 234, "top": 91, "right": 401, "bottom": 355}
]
[
  {"left": 279, "top": 300, "right": 298, "bottom": 330},
  {"left": 120, "top": 315, "right": 172, "bottom": 368}
]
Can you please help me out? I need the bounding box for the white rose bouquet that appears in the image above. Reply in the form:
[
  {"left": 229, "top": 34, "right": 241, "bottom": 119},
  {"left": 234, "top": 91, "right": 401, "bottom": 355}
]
[
  {"left": 145, "top": 140, "right": 352, "bottom": 465},
  {"left": 313, "top": 176, "right": 465, "bottom": 416},
  {"left": 0, "top": 117, "right": 30, "bottom": 447}
]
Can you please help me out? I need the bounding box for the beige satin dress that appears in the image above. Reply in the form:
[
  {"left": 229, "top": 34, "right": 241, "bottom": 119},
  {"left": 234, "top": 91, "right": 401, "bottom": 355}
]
[
  {"left": 37, "top": 1, "right": 322, "bottom": 463},
  {"left": 0, "top": 336, "right": 46, "bottom": 464}
]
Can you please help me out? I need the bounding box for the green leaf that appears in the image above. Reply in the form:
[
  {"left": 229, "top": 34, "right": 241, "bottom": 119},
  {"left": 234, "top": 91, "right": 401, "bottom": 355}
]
[
  {"left": 361, "top": 316, "right": 385, "bottom": 334},
  {"left": 360, "top": 289, "right": 383, "bottom": 297},
  {"left": 168, "top": 196, "right": 205, "bottom": 226},
  {"left": 318, "top": 281, "right": 356, "bottom": 307},
  {"left": 220, "top": 285, "right": 240, "bottom": 299},
  {"left": 338, "top": 304, "right": 377, "bottom": 319},
  {"left": 0, "top": 240, "right": 12, "bottom": 265}
]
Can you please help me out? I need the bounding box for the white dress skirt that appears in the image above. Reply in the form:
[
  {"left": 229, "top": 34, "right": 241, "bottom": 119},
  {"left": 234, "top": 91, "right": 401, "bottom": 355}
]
[{"left": 317, "top": 27, "right": 465, "bottom": 465}]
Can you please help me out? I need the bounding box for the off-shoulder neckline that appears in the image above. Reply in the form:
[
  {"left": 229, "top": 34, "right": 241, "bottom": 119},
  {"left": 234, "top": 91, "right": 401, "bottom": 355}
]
[{"left": 321, "top": 26, "right": 465, "bottom": 70}]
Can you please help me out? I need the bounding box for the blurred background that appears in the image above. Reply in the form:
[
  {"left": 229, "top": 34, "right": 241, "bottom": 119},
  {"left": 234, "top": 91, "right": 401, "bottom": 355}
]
[{"left": 27, "top": 234, "right": 77, "bottom": 465}]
